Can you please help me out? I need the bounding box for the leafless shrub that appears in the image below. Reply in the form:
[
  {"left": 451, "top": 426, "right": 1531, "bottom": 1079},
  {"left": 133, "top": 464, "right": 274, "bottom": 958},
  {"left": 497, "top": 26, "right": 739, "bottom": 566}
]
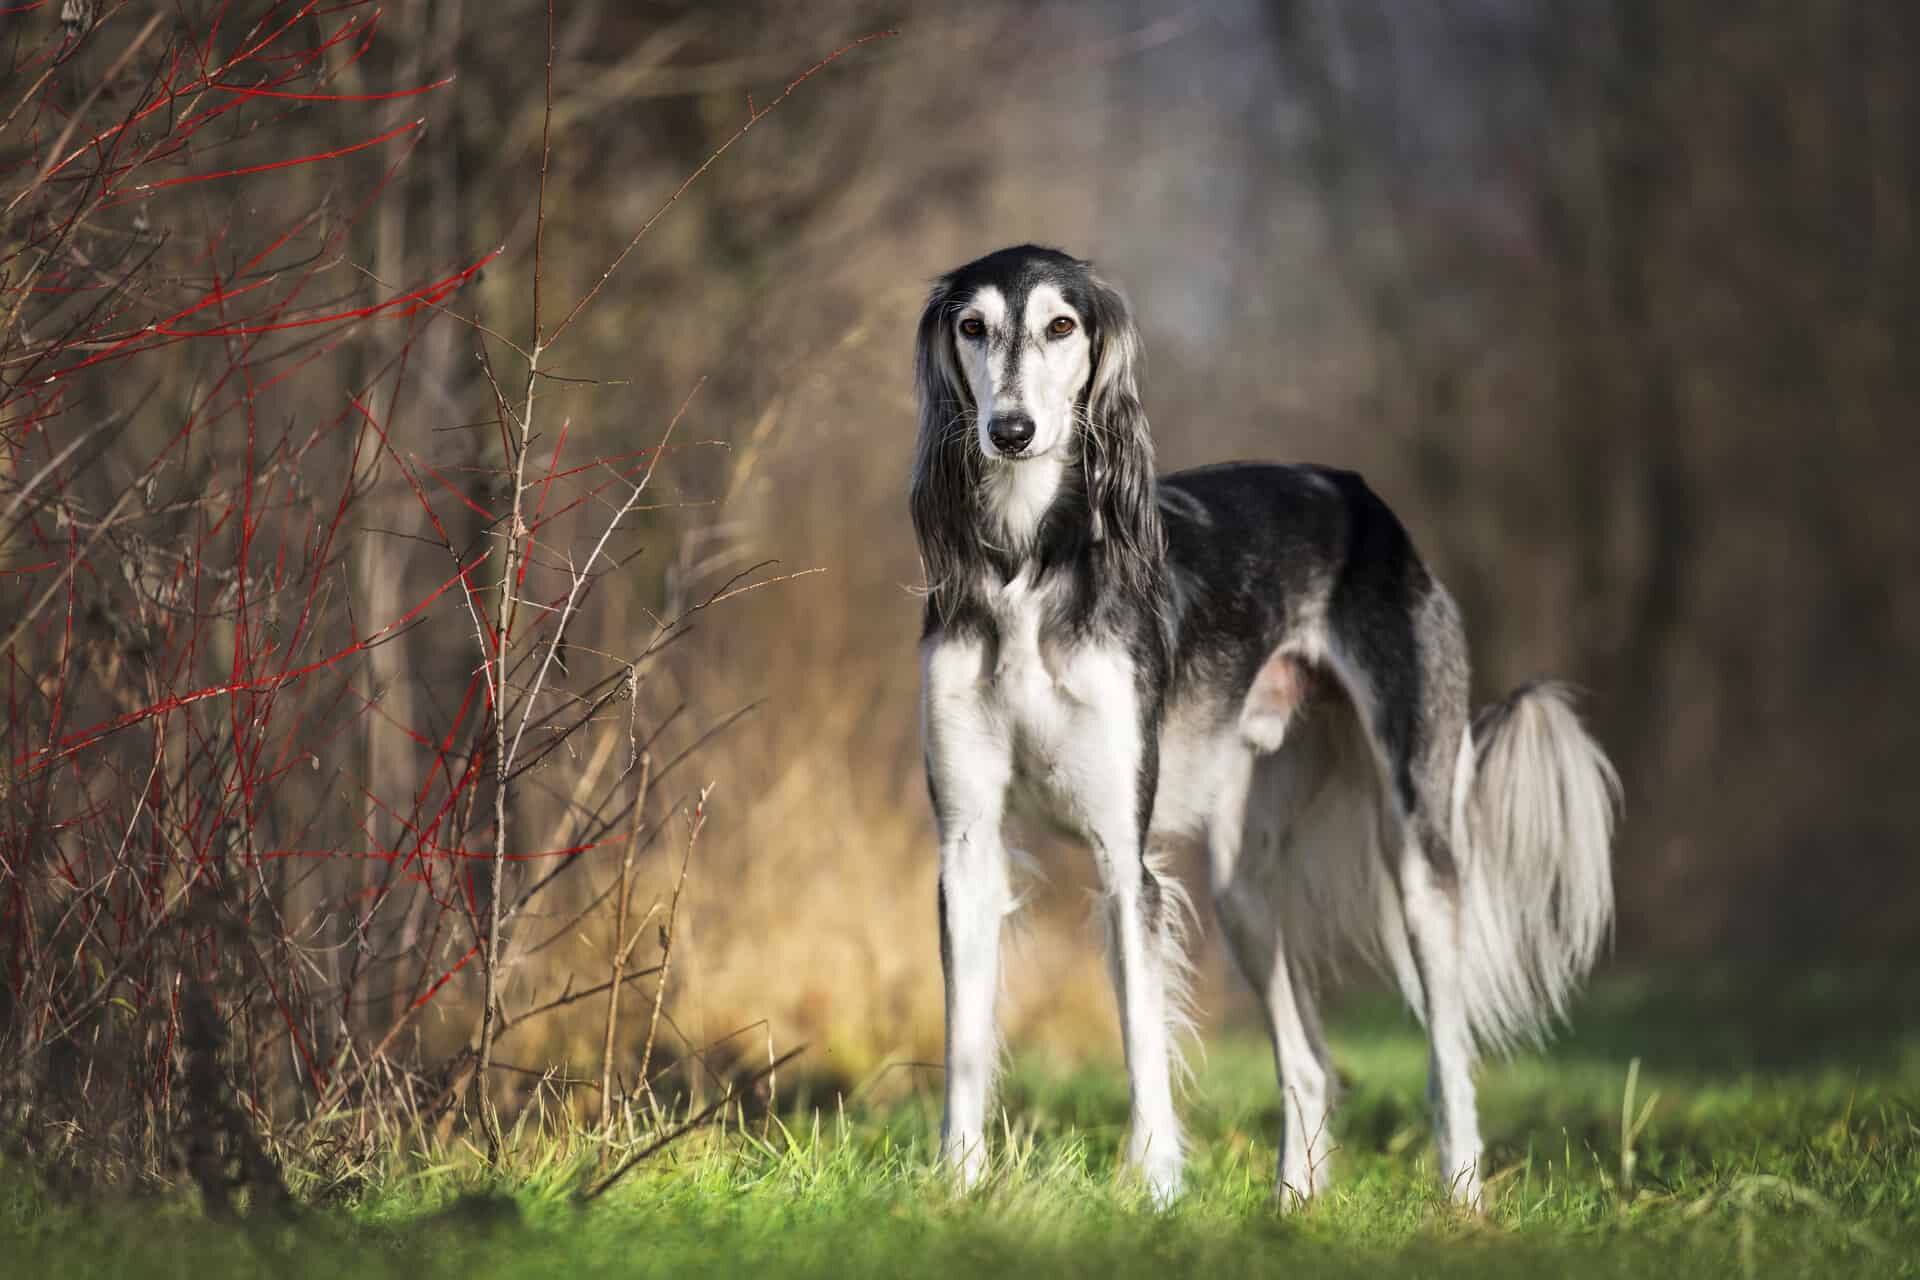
[{"left": 0, "top": 0, "right": 882, "bottom": 1190}]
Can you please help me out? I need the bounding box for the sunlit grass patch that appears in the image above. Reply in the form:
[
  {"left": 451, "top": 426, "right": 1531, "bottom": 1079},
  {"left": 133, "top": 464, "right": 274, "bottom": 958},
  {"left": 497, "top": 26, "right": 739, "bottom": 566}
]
[{"left": 6, "top": 977, "right": 1917, "bottom": 1278}]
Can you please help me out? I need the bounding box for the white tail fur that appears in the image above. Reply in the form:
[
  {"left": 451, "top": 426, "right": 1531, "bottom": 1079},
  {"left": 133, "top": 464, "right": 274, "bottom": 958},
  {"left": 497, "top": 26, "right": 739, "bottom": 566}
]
[{"left": 1453, "top": 682, "right": 1621, "bottom": 1054}]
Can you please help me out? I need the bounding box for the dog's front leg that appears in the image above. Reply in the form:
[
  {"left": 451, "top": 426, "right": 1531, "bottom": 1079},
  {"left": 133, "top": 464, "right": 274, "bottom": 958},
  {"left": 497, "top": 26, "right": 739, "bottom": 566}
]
[
  {"left": 1094, "top": 825, "right": 1187, "bottom": 1207},
  {"left": 1067, "top": 657, "right": 1187, "bottom": 1206},
  {"left": 923, "top": 638, "right": 1013, "bottom": 1191}
]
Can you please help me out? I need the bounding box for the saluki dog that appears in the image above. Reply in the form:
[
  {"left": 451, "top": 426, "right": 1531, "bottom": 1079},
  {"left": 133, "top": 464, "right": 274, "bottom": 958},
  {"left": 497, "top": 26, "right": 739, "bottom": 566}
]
[{"left": 910, "top": 245, "right": 1619, "bottom": 1208}]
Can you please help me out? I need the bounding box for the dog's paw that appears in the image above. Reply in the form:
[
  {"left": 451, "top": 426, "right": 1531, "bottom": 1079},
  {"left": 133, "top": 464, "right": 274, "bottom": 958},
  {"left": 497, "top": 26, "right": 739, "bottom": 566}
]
[
  {"left": 1441, "top": 1161, "right": 1485, "bottom": 1214},
  {"left": 1130, "top": 1140, "right": 1185, "bottom": 1210},
  {"left": 940, "top": 1133, "right": 988, "bottom": 1194}
]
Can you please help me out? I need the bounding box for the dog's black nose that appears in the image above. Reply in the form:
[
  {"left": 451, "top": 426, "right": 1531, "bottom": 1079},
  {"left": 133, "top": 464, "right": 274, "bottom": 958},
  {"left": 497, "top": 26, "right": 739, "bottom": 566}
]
[{"left": 987, "top": 413, "right": 1035, "bottom": 455}]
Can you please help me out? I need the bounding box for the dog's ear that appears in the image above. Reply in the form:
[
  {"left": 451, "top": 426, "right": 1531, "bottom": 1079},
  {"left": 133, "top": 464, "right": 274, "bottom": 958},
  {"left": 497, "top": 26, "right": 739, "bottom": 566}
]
[
  {"left": 909, "top": 276, "right": 979, "bottom": 615},
  {"left": 1081, "top": 273, "right": 1163, "bottom": 583}
]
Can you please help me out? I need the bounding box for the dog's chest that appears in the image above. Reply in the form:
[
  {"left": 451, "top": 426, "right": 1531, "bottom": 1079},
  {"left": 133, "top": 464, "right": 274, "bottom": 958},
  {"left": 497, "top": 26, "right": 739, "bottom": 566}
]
[
  {"left": 976, "top": 574, "right": 1086, "bottom": 725},
  {"left": 983, "top": 577, "right": 1067, "bottom": 722},
  {"left": 977, "top": 575, "right": 1139, "bottom": 826}
]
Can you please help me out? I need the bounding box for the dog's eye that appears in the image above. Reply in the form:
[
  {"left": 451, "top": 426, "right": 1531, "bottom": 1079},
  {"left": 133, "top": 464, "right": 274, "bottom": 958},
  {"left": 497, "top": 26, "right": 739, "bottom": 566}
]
[
  {"left": 1047, "top": 316, "right": 1076, "bottom": 337},
  {"left": 958, "top": 318, "right": 985, "bottom": 339}
]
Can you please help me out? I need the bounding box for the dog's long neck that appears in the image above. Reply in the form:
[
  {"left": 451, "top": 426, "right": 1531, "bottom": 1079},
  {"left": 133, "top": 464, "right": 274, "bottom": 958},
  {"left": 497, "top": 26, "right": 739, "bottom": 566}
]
[
  {"left": 916, "top": 437, "right": 1166, "bottom": 639},
  {"left": 980, "top": 452, "right": 1071, "bottom": 563}
]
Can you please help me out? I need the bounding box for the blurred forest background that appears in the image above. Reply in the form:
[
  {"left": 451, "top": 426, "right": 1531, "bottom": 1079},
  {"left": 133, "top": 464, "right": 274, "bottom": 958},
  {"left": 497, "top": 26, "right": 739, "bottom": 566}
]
[{"left": 3, "top": 0, "right": 1916, "bottom": 1169}]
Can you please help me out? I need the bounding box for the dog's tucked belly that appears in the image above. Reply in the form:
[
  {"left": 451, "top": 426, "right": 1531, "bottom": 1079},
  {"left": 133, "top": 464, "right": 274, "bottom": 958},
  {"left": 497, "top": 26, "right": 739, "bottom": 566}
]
[{"left": 1148, "top": 699, "right": 1235, "bottom": 843}]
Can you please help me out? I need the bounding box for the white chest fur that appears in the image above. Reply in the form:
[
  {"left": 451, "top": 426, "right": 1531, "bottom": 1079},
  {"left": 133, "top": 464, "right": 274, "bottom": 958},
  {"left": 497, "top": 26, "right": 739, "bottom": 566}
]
[
  {"left": 928, "top": 571, "right": 1144, "bottom": 843},
  {"left": 986, "top": 571, "right": 1066, "bottom": 728},
  {"left": 923, "top": 569, "right": 1248, "bottom": 854}
]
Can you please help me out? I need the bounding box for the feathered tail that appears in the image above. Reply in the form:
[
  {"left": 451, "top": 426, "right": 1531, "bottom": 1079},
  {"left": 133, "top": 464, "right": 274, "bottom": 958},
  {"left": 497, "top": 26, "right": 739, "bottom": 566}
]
[{"left": 1452, "top": 682, "right": 1621, "bottom": 1054}]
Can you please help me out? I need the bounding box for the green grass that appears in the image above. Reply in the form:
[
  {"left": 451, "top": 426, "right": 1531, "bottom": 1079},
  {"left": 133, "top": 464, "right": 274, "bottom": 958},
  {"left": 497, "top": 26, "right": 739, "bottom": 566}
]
[{"left": 7, "top": 974, "right": 1918, "bottom": 1278}]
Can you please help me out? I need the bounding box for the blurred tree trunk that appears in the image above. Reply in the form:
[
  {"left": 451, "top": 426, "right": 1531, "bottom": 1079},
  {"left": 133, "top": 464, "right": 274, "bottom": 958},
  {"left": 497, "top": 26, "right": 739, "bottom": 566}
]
[
  {"left": 349, "top": 0, "right": 470, "bottom": 1036},
  {"left": 1560, "top": 1, "right": 1696, "bottom": 787}
]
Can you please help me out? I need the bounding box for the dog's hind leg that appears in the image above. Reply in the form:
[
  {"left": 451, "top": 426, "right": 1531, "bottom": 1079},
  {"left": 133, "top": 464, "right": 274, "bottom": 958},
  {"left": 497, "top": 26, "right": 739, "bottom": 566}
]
[
  {"left": 1326, "top": 565, "right": 1483, "bottom": 1208},
  {"left": 1398, "top": 818, "right": 1483, "bottom": 1207},
  {"left": 1374, "top": 630, "right": 1482, "bottom": 1207},
  {"left": 1209, "top": 746, "right": 1337, "bottom": 1206}
]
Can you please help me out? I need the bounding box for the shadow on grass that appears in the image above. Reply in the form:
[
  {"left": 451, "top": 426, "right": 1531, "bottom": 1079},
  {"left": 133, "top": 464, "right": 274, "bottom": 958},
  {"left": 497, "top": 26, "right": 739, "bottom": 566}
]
[
  {"left": 1552, "top": 968, "right": 1920, "bottom": 1074},
  {"left": 1298, "top": 966, "right": 1920, "bottom": 1076},
  {"left": 784, "top": 967, "right": 1920, "bottom": 1147},
  {"left": 1206, "top": 967, "right": 1920, "bottom": 1177}
]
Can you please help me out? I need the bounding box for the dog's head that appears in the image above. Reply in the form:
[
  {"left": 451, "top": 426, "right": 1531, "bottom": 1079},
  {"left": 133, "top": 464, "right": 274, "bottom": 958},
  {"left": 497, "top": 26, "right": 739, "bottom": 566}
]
[
  {"left": 913, "top": 245, "right": 1140, "bottom": 465},
  {"left": 910, "top": 246, "right": 1160, "bottom": 608}
]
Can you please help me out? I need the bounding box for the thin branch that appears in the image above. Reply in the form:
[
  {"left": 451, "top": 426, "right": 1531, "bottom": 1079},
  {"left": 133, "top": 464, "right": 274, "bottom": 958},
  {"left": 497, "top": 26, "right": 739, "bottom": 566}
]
[
  {"left": 475, "top": 0, "right": 560, "bottom": 1161},
  {"left": 637, "top": 783, "right": 709, "bottom": 1117},
  {"left": 599, "top": 737, "right": 650, "bottom": 1139},
  {"left": 578, "top": 1046, "right": 806, "bottom": 1204},
  {"left": 505, "top": 376, "right": 706, "bottom": 770},
  {"left": 499, "top": 962, "right": 663, "bottom": 1035}
]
